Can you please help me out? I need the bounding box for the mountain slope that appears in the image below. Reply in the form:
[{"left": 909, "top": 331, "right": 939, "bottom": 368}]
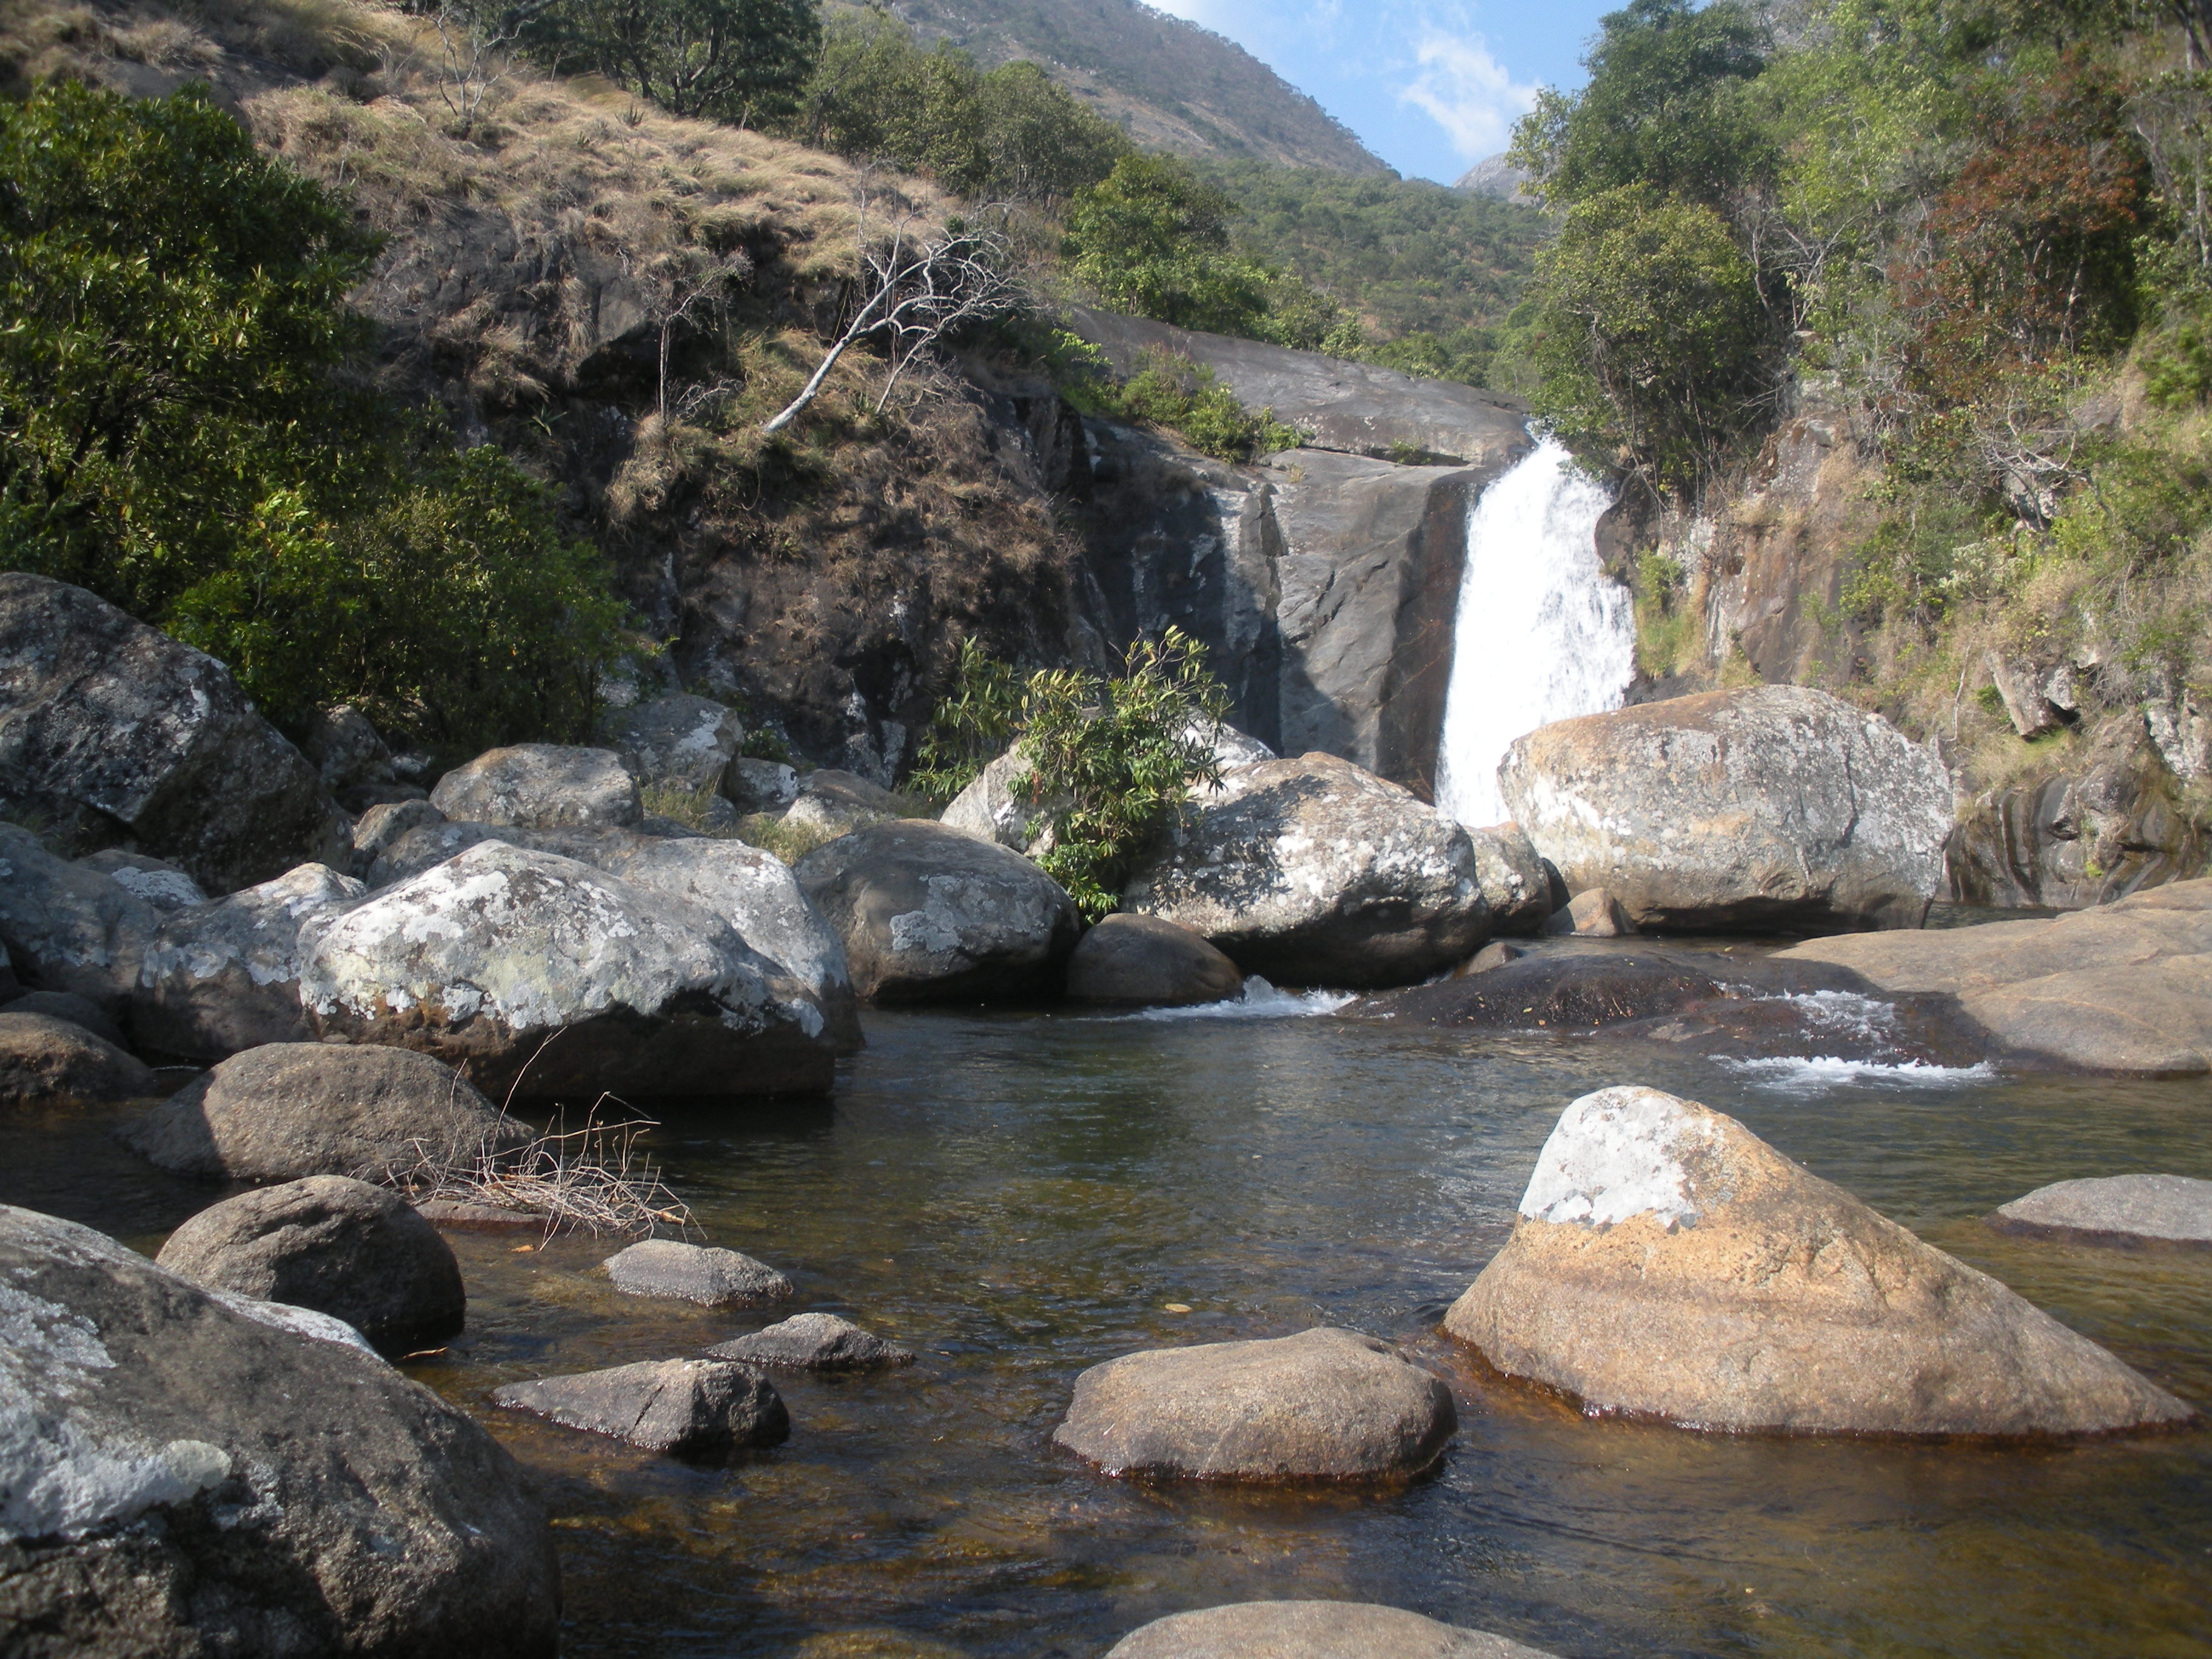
[{"left": 884, "top": 0, "right": 1388, "bottom": 174}]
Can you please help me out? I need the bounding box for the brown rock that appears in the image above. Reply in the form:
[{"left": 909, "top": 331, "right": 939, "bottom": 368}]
[
  {"left": 1542, "top": 888, "right": 1635, "bottom": 938},
  {"left": 1105, "top": 1602, "right": 1560, "bottom": 1659},
  {"left": 0, "top": 1010, "right": 156, "bottom": 1105},
  {"left": 1065, "top": 913, "right": 1244, "bottom": 1007}
]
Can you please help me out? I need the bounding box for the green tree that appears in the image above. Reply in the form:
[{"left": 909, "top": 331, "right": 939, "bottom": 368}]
[
  {"left": 521, "top": 0, "right": 820, "bottom": 126},
  {"left": 1064, "top": 153, "right": 1276, "bottom": 337}
]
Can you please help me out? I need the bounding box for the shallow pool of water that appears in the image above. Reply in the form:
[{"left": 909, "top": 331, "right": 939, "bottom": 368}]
[{"left": 13, "top": 1005, "right": 2212, "bottom": 1658}]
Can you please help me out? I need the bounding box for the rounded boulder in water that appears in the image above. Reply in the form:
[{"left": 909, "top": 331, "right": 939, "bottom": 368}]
[
  {"left": 1065, "top": 913, "right": 1243, "bottom": 1007},
  {"left": 1446, "top": 1085, "right": 2195, "bottom": 1436},
  {"left": 706, "top": 1311, "right": 914, "bottom": 1371},
  {"left": 1105, "top": 1601, "right": 1562, "bottom": 1658},
  {"left": 1991, "top": 1175, "right": 2212, "bottom": 1248},
  {"left": 604, "top": 1238, "right": 795, "bottom": 1307}
]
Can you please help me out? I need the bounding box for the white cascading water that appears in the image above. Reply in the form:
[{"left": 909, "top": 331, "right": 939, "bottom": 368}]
[{"left": 1435, "top": 438, "right": 1636, "bottom": 828}]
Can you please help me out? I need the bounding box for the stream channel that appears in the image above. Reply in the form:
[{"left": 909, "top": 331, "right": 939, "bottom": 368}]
[{"left": 8, "top": 971, "right": 2211, "bottom": 1659}]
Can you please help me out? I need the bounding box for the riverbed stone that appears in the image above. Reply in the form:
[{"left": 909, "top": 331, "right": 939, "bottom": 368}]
[
  {"left": 1779, "top": 878, "right": 2212, "bottom": 1074},
  {"left": 130, "top": 861, "right": 365, "bottom": 1060},
  {"left": 1105, "top": 1602, "right": 1560, "bottom": 1659},
  {"left": 605, "top": 1238, "right": 795, "bottom": 1307},
  {"left": 301, "top": 841, "right": 837, "bottom": 1100},
  {"left": 0, "top": 823, "right": 158, "bottom": 1013},
  {"left": 2, "top": 989, "right": 124, "bottom": 1047},
  {"left": 1543, "top": 888, "right": 1635, "bottom": 939},
  {"left": 1053, "top": 1327, "right": 1456, "bottom": 1481},
  {"left": 1121, "top": 754, "right": 1528, "bottom": 988},
  {"left": 598, "top": 694, "right": 744, "bottom": 794},
  {"left": 494, "top": 1359, "right": 789, "bottom": 1458},
  {"left": 706, "top": 1312, "right": 914, "bottom": 1371},
  {"left": 1444, "top": 1085, "right": 2194, "bottom": 1435},
  {"left": 0, "top": 574, "right": 350, "bottom": 893},
  {"left": 0, "top": 1204, "right": 559, "bottom": 1656},
  {"left": 1500, "top": 686, "right": 1954, "bottom": 933},
  {"left": 429, "top": 743, "right": 643, "bottom": 830},
  {"left": 120, "top": 1041, "right": 528, "bottom": 1183},
  {"left": 796, "top": 820, "right": 1081, "bottom": 1003},
  {"left": 155, "top": 1176, "right": 466, "bottom": 1354},
  {"left": 77, "top": 849, "right": 209, "bottom": 913},
  {"left": 1990, "top": 1175, "right": 2212, "bottom": 1248},
  {"left": 0, "top": 1011, "right": 155, "bottom": 1105},
  {"left": 1065, "top": 913, "right": 1244, "bottom": 1007}
]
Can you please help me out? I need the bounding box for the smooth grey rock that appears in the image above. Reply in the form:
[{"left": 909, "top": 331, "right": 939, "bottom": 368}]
[
  {"left": 1543, "top": 888, "right": 1635, "bottom": 939},
  {"left": 155, "top": 1176, "right": 465, "bottom": 1354},
  {"left": 598, "top": 694, "right": 744, "bottom": 793},
  {"left": 1106, "top": 1601, "right": 1559, "bottom": 1659},
  {"left": 1, "top": 989, "right": 124, "bottom": 1047},
  {"left": 130, "top": 862, "right": 365, "bottom": 1060},
  {"left": 1065, "top": 913, "right": 1243, "bottom": 1007},
  {"left": 1991, "top": 1174, "right": 2212, "bottom": 1248},
  {"left": 121, "top": 1041, "right": 528, "bottom": 1183},
  {"left": 1122, "top": 752, "right": 1505, "bottom": 989},
  {"left": 0, "top": 823, "right": 158, "bottom": 1013},
  {"left": 76, "top": 849, "right": 208, "bottom": 913},
  {"left": 1445, "top": 1086, "right": 2194, "bottom": 1435},
  {"left": 0, "top": 574, "right": 350, "bottom": 893},
  {"left": 796, "top": 820, "right": 1081, "bottom": 1004},
  {"left": 302, "top": 842, "right": 837, "bottom": 1101},
  {"left": 351, "top": 796, "right": 446, "bottom": 877},
  {"left": 726, "top": 756, "right": 799, "bottom": 813},
  {"left": 298, "top": 704, "right": 395, "bottom": 791},
  {"left": 493, "top": 1358, "right": 788, "bottom": 1459},
  {"left": 1501, "top": 686, "right": 1954, "bottom": 933},
  {"left": 0, "top": 1011, "right": 155, "bottom": 1105},
  {"left": 940, "top": 742, "right": 1051, "bottom": 853},
  {"left": 604, "top": 1238, "right": 794, "bottom": 1307},
  {"left": 1053, "top": 1327, "right": 1456, "bottom": 1482},
  {"left": 706, "top": 1312, "right": 913, "bottom": 1371},
  {"left": 1464, "top": 822, "right": 1552, "bottom": 937},
  {"left": 785, "top": 767, "right": 911, "bottom": 841},
  {"left": 429, "top": 743, "right": 642, "bottom": 830},
  {"left": 0, "top": 1204, "right": 558, "bottom": 1656}
]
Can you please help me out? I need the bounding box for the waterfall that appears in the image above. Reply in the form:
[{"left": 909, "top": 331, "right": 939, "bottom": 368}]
[{"left": 1435, "top": 439, "right": 1635, "bottom": 828}]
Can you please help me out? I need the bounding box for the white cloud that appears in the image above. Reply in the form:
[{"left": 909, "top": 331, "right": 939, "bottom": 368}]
[{"left": 1398, "top": 32, "right": 1540, "bottom": 162}]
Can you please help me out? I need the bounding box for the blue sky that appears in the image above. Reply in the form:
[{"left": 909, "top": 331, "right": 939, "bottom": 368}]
[{"left": 1146, "top": 0, "right": 1618, "bottom": 184}]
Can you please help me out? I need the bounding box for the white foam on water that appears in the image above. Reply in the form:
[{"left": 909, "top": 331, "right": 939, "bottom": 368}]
[
  {"left": 1722, "top": 1056, "right": 1999, "bottom": 1094},
  {"left": 1087, "top": 975, "right": 1356, "bottom": 1023},
  {"left": 1436, "top": 440, "right": 1635, "bottom": 828}
]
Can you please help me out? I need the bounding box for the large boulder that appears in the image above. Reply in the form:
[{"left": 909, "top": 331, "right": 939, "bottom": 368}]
[
  {"left": 1990, "top": 1175, "right": 2212, "bottom": 1248},
  {"left": 1779, "top": 878, "right": 2212, "bottom": 1074},
  {"left": 76, "top": 849, "right": 207, "bottom": 912},
  {"left": 0, "top": 823, "right": 158, "bottom": 1013},
  {"left": 598, "top": 694, "right": 744, "bottom": 794},
  {"left": 784, "top": 768, "right": 911, "bottom": 842},
  {"left": 156, "top": 1176, "right": 466, "bottom": 1355},
  {"left": 300, "top": 842, "right": 837, "bottom": 1101},
  {"left": 120, "top": 1042, "right": 529, "bottom": 1183},
  {"left": 493, "top": 1359, "right": 788, "bottom": 1459},
  {"left": 428, "top": 743, "right": 642, "bottom": 831},
  {"left": 0, "top": 574, "right": 349, "bottom": 891},
  {"left": 1105, "top": 1603, "right": 1559, "bottom": 1659},
  {"left": 1065, "top": 913, "right": 1243, "bottom": 1007},
  {"left": 1444, "top": 1085, "right": 2194, "bottom": 1435},
  {"left": 360, "top": 818, "right": 644, "bottom": 889},
  {"left": 1052, "top": 1327, "right": 1456, "bottom": 1482},
  {"left": 0, "top": 1011, "right": 155, "bottom": 1105},
  {"left": 0, "top": 1204, "right": 559, "bottom": 1657},
  {"left": 796, "top": 820, "right": 1081, "bottom": 1003},
  {"left": 939, "top": 742, "right": 1048, "bottom": 853},
  {"left": 2, "top": 990, "right": 124, "bottom": 1047},
  {"left": 130, "top": 862, "right": 365, "bottom": 1060},
  {"left": 1121, "top": 754, "right": 1530, "bottom": 988},
  {"left": 350, "top": 797, "right": 447, "bottom": 877},
  {"left": 1499, "top": 686, "right": 1954, "bottom": 933}
]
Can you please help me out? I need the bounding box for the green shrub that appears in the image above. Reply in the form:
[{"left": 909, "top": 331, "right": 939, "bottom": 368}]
[
  {"left": 514, "top": 0, "right": 819, "bottom": 127},
  {"left": 910, "top": 637, "right": 1023, "bottom": 802},
  {"left": 1061, "top": 344, "right": 1301, "bottom": 464}
]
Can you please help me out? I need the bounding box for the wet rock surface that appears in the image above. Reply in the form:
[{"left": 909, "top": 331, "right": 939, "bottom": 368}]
[
  {"left": 1104, "top": 1601, "right": 1561, "bottom": 1659},
  {"left": 1501, "top": 686, "right": 1954, "bottom": 933},
  {"left": 706, "top": 1312, "right": 914, "bottom": 1371},
  {"left": 156, "top": 1175, "right": 464, "bottom": 1355},
  {"left": 0, "top": 1204, "right": 559, "bottom": 1657},
  {"left": 429, "top": 743, "right": 643, "bottom": 830},
  {"left": 605, "top": 1238, "right": 796, "bottom": 1307},
  {"left": 1444, "top": 1086, "right": 2194, "bottom": 1435},
  {"left": 1065, "top": 913, "right": 1244, "bottom": 1007},
  {"left": 1053, "top": 1327, "right": 1456, "bottom": 1482},
  {"left": 494, "top": 1358, "right": 789, "bottom": 1458},
  {"left": 0, "top": 1011, "right": 155, "bottom": 1105},
  {"left": 121, "top": 1041, "right": 527, "bottom": 1182},
  {"left": 1990, "top": 1175, "right": 2212, "bottom": 1248}
]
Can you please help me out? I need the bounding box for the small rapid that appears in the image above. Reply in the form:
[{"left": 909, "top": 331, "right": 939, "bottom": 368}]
[{"left": 1435, "top": 438, "right": 1635, "bottom": 827}]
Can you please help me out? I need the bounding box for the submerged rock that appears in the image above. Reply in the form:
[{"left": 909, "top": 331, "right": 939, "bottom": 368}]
[
  {"left": 1105, "top": 1602, "right": 1559, "bottom": 1659},
  {"left": 0, "top": 1011, "right": 155, "bottom": 1105},
  {"left": 1991, "top": 1175, "right": 2212, "bottom": 1248},
  {"left": 706, "top": 1312, "right": 913, "bottom": 1371},
  {"left": 796, "top": 820, "right": 1081, "bottom": 1004},
  {"left": 1065, "top": 913, "right": 1244, "bottom": 1007},
  {"left": 0, "top": 1204, "right": 559, "bottom": 1655},
  {"left": 494, "top": 1358, "right": 789, "bottom": 1458},
  {"left": 156, "top": 1176, "right": 466, "bottom": 1355},
  {"left": 301, "top": 841, "right": 837, "bottom": 1100},
  {"left": 0, "top": 574, "right": 349, "bottom": 891},
  {"left": 1444, "top": 1085, "right": 2194, "bottom": 1435},
  {"left": 121, "top": 1041, "right": 528, "bottom": 1183},
  {"left": 1053, "top": 1327, "right": 1455, "bottom": 1481},
  {"left": 0, "top": 823, "right": 158, "bottom": 1013},
  {"left": 1501, "top": 686, "right": 1953, "bottom": 933},
  {"left": 605, "top": 1238, "right": 796, "bottom": 1307},
  {"left": 429, "top": 743, "right": 643, "bottom": 831}
]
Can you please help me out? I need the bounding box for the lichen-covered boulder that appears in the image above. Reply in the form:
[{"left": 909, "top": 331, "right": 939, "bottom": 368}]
[
  {"left": 1444, "top": 1086, "right": 2195, "bottom": 1435},
  {"left": 1121, "top": 753, "right": 1517, "bottom": 988},
  {"left": 0, "top": 1011, "right": 155, "bottom": 1106},
  {"left": 429, "top": 743, "right": 642, "bottom": 831},
  {"left": 76, "top": 849, "right": 207, "bottom": 913},
  {"left": 598, "top": 694, "right": 744, "bottom": 794},
  {"left": 360, "top": 818, "right": 644, "bottom": 889},
  {"left": 784, "top": 768, "right": 911, "bottom": 842},
  {"left": 1065, "top": 913, "right": 1243, "bottom": 1007},
  {"left": 1500, "top": 686, "right": 1954, "bottom": 933},
  {"left": 0, "top": 573, "right": 349, "bottom": 891},
  {"left": 0, "top": 824, "right": 157, "bottom": 1013},
  {"left": 130, "top": 862, "right": 365, "bottom": 1060},
  {"left": 350, "top": 797, "right": 447, "bottom": 879},
  {"left": 301, "top": 842, "right": 836, "bottom": 1100},
  {"left": 494, "top": 1358, "right": 788, "bottom": 1460},
  {"left": 1105, "top": 1603, "right": 1560, "bottom": 1659},
  {"left": 796, "top": 820, "right": 1081, "bottom": 1004},
  {"left": 0, "top": 1204, "right": 559, "bottom": 1657}
]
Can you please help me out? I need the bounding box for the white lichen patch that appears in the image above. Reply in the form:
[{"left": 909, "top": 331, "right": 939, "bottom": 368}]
[{"left": 1520, "top": 1085, "right": 1726, "bottom": 1229}]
